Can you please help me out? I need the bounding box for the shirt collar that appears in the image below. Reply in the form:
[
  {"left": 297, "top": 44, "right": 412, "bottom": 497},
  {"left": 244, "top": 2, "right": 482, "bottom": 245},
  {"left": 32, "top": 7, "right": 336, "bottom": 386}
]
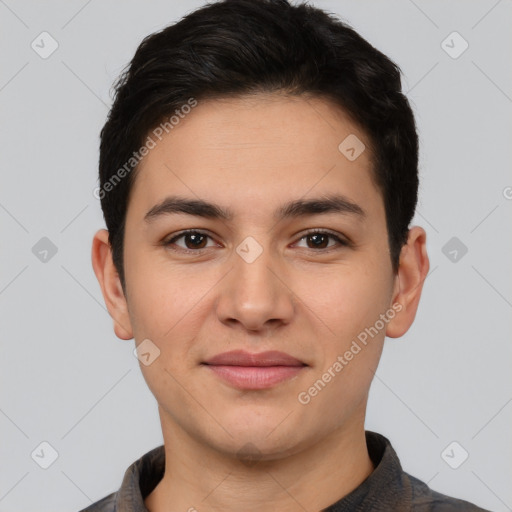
[
  {"left": 113, "top": 430, "right": 408, "bottom": 511},
  {"left": 325, "top": 431, "right": 412, "bottom": 511}
]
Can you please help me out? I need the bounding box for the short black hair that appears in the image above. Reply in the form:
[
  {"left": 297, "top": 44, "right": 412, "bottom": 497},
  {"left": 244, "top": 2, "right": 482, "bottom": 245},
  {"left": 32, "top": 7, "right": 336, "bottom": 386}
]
[{"left": 98, "top": 0, "right": 419, "bottom": 291}]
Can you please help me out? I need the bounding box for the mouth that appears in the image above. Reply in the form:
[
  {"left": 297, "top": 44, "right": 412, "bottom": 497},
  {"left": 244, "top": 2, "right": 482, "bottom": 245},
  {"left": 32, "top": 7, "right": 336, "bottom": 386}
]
[{"left": 201, "top": 350, "right": 308, "bottom": 390}]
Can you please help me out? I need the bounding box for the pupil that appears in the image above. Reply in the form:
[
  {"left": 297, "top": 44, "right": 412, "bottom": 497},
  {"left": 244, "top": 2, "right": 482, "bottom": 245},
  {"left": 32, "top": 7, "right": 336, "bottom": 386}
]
[
  {"left": 187, "top": 233, "right": 206, "bottom": 248},
  {"left": 309, "top": 234, "right": 328, "bottom": 248}
]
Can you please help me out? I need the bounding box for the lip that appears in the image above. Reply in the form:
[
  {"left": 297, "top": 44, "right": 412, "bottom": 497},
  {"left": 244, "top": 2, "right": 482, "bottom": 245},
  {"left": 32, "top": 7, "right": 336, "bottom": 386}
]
[
  {"left": 203, "top": 350, "right": 305, "bottom": 367},
  {"left": 202, "top": 350, "right": 307, "bottom": 390}
]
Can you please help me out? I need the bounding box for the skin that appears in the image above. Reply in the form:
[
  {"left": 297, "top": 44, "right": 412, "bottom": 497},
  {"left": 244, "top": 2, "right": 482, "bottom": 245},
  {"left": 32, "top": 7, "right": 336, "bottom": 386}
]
[{"left": 92, "top": 93, "right": 429, "bottom": 512}]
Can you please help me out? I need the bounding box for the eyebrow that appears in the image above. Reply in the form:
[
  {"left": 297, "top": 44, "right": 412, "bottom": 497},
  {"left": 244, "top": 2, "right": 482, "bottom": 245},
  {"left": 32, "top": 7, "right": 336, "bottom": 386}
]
[{"left": 144, "top": 194, "right": 366, "bottom": 223}]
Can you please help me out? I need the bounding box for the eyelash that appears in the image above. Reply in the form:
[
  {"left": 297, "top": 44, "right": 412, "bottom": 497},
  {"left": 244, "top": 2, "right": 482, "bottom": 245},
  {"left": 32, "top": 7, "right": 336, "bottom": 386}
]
[{"left": 162, "top": 228, "right": 350, "bottom": 254}]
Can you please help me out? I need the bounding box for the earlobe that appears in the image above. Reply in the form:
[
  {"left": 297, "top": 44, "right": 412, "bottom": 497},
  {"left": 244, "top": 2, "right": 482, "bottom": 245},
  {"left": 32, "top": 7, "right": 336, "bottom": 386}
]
[
  {"left": 91, "top": 229, "right": 134, "bottom": 340},
  {"left": 385, "top": 226, "right": 430, "bottom": 339}
]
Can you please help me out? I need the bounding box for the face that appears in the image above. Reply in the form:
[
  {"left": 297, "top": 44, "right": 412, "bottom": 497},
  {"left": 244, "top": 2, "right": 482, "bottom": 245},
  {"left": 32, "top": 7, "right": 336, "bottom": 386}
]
[{"left": 119, "top": 94, "right": 401, "bottom": 460}]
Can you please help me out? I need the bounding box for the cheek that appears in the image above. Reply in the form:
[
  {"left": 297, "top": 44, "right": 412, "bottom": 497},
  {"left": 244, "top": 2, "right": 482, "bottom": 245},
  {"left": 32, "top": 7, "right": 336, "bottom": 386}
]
[
  {"left": 128, "top": 270, "right": 204, "bottom": 341},
  {"left": 292, "top": 261, "right": 392, "bottom": 340},
  {"left": 294, "top": 269, "right": 389, "bottom": 427},
  {"left": 124, "top": 244, "right": 225, "bottom": 355}
]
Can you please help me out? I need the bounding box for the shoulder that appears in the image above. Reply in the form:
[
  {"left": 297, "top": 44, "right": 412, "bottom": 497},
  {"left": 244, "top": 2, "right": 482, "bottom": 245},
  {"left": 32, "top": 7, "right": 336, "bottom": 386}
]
[
  {"left": 77, "top": 491, "right": 117, "bottom": 512},
  {"left": 406, "top": 472, "right": 492, "bottom": 512}
]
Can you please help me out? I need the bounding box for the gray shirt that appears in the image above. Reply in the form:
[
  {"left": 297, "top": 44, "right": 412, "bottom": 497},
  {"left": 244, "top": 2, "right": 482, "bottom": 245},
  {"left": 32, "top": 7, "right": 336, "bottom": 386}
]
[{"left": 79, "top": 431, "right": 491, "bottom": 511}]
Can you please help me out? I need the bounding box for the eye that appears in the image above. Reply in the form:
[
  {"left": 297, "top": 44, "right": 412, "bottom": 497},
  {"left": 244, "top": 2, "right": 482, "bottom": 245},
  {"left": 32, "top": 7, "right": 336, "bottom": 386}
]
[
  {"left": 162, "top": 229, "right": 349, "bottom": 253},
  {"left": 163, "top": 230, "right": 218, "bottom": 252},
  {"left": 294, "top": 230, "right": 349, "bottom": 250}
]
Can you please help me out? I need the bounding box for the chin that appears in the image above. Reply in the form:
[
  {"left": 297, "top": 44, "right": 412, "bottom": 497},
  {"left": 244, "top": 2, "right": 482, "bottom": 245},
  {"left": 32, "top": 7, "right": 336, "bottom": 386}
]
[{"left": 206, "top": 417, "right": 306, "bottom": 460}]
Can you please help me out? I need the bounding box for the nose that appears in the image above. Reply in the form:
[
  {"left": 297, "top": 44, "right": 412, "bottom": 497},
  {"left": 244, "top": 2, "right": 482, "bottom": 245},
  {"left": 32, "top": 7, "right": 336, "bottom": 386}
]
[{"left": 215, "top": 243, "right": 295, "bottom": 334}]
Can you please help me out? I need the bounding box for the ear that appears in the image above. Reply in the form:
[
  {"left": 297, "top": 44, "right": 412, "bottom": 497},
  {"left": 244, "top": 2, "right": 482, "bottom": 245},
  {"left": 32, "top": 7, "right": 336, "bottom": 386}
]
[
  {"left": 386, "top": 226, "right": 430, "bottom": 338},
  {"left": 91, "top": 229, "right": 133, "bottom": 340}
]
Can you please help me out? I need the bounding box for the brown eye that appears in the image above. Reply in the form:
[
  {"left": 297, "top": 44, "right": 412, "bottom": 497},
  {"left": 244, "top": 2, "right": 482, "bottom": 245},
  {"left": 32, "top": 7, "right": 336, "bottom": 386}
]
[
  {"left": 164, "top": 230, "right": 215, "bottom": 251},
  {"left": 182, "top": 232, "right": 208, "bottom": 249},
  {"left": 295, "top": 230, "right": 347, "bottom": 250},
  {"left": 306, "top": 233, "right": 330, "bottom": 249}
]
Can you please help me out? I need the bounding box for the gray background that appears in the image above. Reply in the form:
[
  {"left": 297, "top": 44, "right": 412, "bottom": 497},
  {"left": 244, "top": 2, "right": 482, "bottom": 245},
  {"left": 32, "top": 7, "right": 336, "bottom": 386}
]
[{"left": 1, "top": 1, "right": 511, "bottom": 511}]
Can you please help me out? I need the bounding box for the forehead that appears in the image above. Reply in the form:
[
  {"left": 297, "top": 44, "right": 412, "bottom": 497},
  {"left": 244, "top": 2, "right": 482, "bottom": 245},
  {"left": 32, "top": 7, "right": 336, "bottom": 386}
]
[{"left": 128, "top": 93, "right": 383, "bottom": 221}]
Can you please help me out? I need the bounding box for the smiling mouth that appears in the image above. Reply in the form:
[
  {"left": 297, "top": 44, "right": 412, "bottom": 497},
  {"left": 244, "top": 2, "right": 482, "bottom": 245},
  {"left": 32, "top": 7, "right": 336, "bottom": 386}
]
[{"left": 201, "top": 350, "right": 307, "bottom": 390}]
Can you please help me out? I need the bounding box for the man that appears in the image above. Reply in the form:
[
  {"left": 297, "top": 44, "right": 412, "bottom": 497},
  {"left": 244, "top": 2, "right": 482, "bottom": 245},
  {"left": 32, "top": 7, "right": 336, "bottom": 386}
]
[{"left": 86, "top": 0, "right": 491, "bottom": 510}]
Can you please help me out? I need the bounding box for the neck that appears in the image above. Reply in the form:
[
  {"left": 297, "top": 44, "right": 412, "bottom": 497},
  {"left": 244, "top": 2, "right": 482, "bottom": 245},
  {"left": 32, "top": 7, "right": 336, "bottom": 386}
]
[{"left": 145, "top": 408, "right": 374, "bottom": 512}]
